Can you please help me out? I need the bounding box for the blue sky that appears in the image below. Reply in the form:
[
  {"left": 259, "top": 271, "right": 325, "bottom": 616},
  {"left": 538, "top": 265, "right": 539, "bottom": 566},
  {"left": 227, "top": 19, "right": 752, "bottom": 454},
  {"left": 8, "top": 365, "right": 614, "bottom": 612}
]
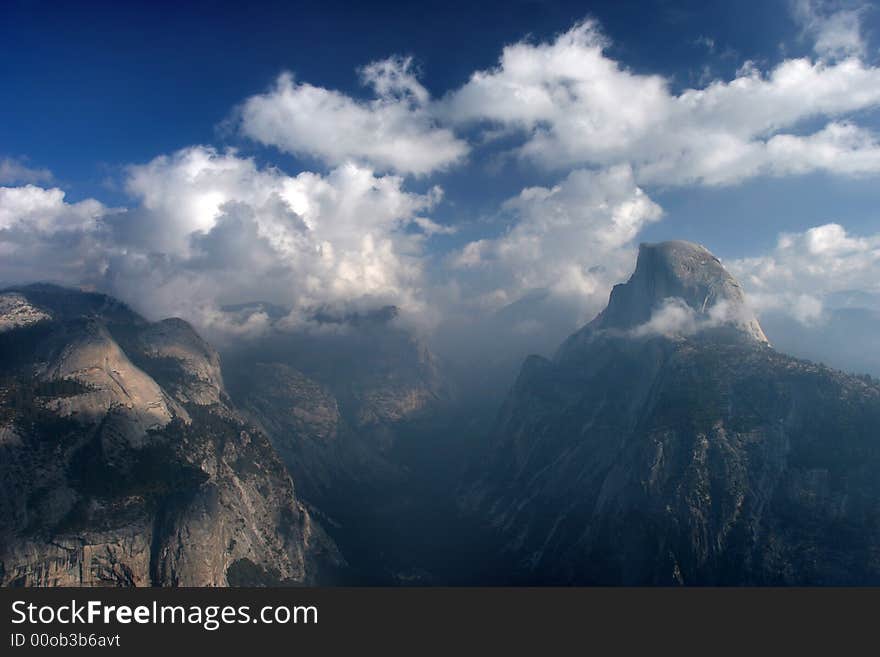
[
  {"left": 1, "top": 0, "right": 795, "bottom": 193},
  {"left": 1, "top": 2, "right": 840, "bottom": 226},
  {"left": 2, "top": 0, "right": 880, "bottom": 360}
]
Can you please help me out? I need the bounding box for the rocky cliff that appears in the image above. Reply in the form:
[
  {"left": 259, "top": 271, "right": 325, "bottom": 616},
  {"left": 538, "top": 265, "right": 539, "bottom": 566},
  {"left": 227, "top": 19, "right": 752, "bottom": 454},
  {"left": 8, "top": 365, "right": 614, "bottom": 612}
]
[
  {"left": 0, "top": 285, "right": 340, "bottom": 587},
  {"left": 464, "top": 242, "right": 880, "bottom": 585}
]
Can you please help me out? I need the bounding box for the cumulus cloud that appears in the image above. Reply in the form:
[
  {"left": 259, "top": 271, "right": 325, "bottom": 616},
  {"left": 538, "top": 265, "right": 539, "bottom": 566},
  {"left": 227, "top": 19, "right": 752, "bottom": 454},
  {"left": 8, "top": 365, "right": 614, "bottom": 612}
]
[
  {"left": 238, "top": 58, "right": 468, "bottom": 175},
  {"left": 1, "top": 147, "right": 445, "bottom": 334},
  {"left": 0, "top": 185, "right": 103, "bottom": 234},
  {"left": 760, "top": 122, "right": 880, "bottom": 178},
  {"left": 791, "top": 0, "right": 868, "bottom": 59},
  {"left": 441, "top": 20, "right": 880, "bottom": 185},
  {"left": 730, "top": 223, "right": 880, "bottom": 324},
  {"left": 116, "top": 147, "right": 445, "bottom": 324},
  {"left": 0, "top": 158, "right": 53, "bottom": 185},
  {"left": 449, "top": 165, "right": 662, "bottom": 317},
  {"left": 0, "top": 185, "right": 110, "bottom": 286}
]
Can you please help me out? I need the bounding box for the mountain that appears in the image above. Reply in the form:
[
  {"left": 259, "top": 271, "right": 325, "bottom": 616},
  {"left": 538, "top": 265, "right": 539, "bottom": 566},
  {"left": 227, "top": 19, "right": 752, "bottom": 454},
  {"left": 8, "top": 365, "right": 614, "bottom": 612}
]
[
  {"left": 464, "top": 241, "right": 880, "bottom": 585},
  {"left": 0, "top": 284, "right": 340, "bottom": 587},
  {"left": 558, "top": 240, "right": 768, "bottom": 351}
]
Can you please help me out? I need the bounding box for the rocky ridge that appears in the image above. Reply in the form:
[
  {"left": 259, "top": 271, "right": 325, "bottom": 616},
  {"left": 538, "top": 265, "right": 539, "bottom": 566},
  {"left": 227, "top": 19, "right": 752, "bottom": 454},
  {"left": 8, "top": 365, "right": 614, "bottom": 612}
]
[{"left": 0, "top": 284, "right": 340, "bottom": 587}]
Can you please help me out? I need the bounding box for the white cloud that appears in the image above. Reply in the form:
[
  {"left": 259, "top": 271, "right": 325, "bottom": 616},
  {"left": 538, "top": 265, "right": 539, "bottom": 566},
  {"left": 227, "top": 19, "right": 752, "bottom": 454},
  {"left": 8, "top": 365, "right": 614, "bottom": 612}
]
[
  {"left": 412, "top": 216, "right": 456, "bottom": 236},
  {"left": 0, "top": 185, "right": 110, "bottom": 285},
  {"left": 630, "top": 297, "right": 763, "bottom": 339},
  {"left": 239, "top": 58, "right": 468, "bottom": 175},
  {"left": 0, "top": 158, "right": 53, "bottom": 185},
  {"left": 115, "top": 147, "right": 443, "bottom": 323},
  {"left": 7, "top": 15, "right": 880, "bottom": 352},
  {"left": 792, "top": 0, "right": 868, "bottom": 59},
  {"left": 630, "top": 298, "right": 703, "bottom": 338},
  {"left": 449, "top": 165, "right": 662, "bottom": 316},
  {"left": 441, "top": 20, "right": 880, "bottom": 185},
  {"left": 730, "top": 222, "right": 880, "bottom": 324},
  {"left": 762, "top": 122, "right": 880, "bottom": 178},
  {"left": 1, "top": 147, "right": 446, "bottom": 334},
  {"left": 0, "top": 185, "right": 104, "bottom": 234}
]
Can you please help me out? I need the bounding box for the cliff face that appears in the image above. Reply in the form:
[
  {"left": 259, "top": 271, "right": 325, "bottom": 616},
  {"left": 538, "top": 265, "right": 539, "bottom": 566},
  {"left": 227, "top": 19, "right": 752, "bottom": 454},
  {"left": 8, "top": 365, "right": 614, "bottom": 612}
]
[
  {"left": 0, "top": 285, "right": 340, "bottom": 587},
  {"left": 465, "top": 242, "right": 880, "bottom": 585}
]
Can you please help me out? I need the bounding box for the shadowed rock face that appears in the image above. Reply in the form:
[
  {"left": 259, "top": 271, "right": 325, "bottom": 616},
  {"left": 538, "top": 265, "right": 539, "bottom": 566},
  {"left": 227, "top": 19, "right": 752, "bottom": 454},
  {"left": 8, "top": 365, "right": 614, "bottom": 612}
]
[
  {"left": 0, "top": 285, "right": 340, "bottom": 587},
  {"left": 131, "top": 317, "right": 226, "bottom": 406},
  {"left": 224, "top": 307, "right": 449, "bottom": 507},
  {"left": 464, "top": 242, "right": 880, "bottom": 585}
]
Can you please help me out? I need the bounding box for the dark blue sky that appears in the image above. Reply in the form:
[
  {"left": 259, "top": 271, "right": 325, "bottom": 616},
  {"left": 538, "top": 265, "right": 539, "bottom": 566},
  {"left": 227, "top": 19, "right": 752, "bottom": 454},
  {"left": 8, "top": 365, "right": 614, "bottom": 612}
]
[{"left": 2, "top": 0, "right": 879, "bottom": 261}]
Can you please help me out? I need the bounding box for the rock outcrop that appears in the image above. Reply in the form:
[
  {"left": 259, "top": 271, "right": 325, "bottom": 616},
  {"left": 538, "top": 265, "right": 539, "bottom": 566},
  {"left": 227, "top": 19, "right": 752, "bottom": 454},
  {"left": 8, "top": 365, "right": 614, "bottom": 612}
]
[
  {"left": 0, "top": 293, "right": 51, "bottom": 333},
  {"left": 0, "top": 284, "right": 340, "bottom": 587}
]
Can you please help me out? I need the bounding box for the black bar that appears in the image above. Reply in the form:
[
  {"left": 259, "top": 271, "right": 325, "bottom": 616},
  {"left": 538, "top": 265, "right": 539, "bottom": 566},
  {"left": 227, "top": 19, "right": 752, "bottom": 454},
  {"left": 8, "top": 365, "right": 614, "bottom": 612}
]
[{"left": 1, "top": 587, "right": 876, "bottom": 654}]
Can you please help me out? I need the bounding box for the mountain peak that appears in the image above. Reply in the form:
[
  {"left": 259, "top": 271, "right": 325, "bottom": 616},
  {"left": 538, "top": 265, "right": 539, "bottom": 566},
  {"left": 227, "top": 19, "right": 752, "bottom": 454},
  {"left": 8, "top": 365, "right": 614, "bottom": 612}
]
[{"left": 586, "top": 240, "right": 768, "bottom": 343}]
